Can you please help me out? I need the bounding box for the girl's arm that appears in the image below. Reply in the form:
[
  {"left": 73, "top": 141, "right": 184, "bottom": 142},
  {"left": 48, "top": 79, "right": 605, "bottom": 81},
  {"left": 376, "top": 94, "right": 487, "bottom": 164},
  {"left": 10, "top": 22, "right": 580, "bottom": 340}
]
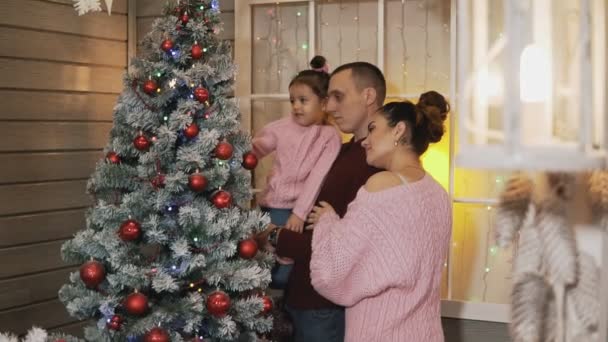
[{"left": 251, "top": 122, "right": 279, "bottom": 158}]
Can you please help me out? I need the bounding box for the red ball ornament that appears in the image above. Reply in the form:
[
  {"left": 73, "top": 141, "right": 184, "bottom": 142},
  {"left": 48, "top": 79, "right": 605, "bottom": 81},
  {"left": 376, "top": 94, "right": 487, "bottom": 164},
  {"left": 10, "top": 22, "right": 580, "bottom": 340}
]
[
  {"left": 211, "top": 190, "right": 232, "bottom": 209},
  {"left": 188, "top": 173, "right": 208, "bottom": 193},
  {"left": 214, "top": 142, "right": 233, "bottom": 160},
  {"left": 144, "top": 327, "right": 170, "bottom": 342},
  {"left": 238, "top": 239, "right": 258, "bottom": 259},
  {"left": 151, "top": 173, "right": 166, "bottom": 189},
  {"left": 133, "top": 134, "right": 150, "bottom": 151},
  {"left": 106, "top": 151, "right": 121, "bottom": 164},
  {"left": 107, "top": 314, "right": 123, "bottom": 330},
  {"left": 143, "top": 79, "right": 158, "bottom": 95},
  {"left": 161, "top": 39, "right": 174, "bottom": 52},
  {"left": 80, "top": 260, "right": 106, "bottom": 288},
  {"left": 180, "top": 12, "right": 189, "bottom": 24},
  {"left": 193, "top": 87, "right": 209, "bottom": 103},
  {"left": 262, "top": 295, "right": 273, "bottom": 315},
  {"left": 118, "top": 219, "right": 141, "bottom": 241},
  {"left": 184, "top": 123, "right": 200, "bottom": 139},
  {"left": 242, "top": 152, "right": 258, "bottom": 170},
  {"left": 124, "top": 292, "right": 149, "bottom": 316},
  {"left": 206, "top": 291, "right": 231, "bottom": 317},
  {"left": 191, "top": 43, "right": 203, "bottom": 60}
]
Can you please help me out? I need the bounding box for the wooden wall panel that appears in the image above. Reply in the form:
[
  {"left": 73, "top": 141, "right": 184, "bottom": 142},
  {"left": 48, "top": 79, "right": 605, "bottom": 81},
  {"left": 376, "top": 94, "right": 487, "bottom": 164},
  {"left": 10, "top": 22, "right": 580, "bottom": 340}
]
[
  {"left": 0, "top": 90, "right": 117, "bottom": 121},
  {"left": 0, "top": 180, "right": 91, "bottom": 216},
  {"left": 49, "top": 320, "right": 90, "bottom": 337},
  {"left": 0, "top": 152, "right": 102, "bottom": 184},
  {"left": 0, "top": 0, "right": 126, "bottom": 41},
  {"left": 0, "top": 27, "right": 127, "bottom": 67},
  {"left": 0, "top": 122, "right": 112, "bottom": 152},
  {"left": 0, "top": 59, "right": 124, "bottom": 93},
  {"left": 0, "top": 268, "right": 74, "bottom": 310},
  {"left": 47, "top": 0, "right": 128, "bottom": 14},
  {"left": 0, "top": 240, "right": 74, "bottom": 279},
  {"left": 0, "top": 300, "right": 76, "bottom": 335},
  {"left": 0, "top": 209, "right": 87, "bottom": 247}
]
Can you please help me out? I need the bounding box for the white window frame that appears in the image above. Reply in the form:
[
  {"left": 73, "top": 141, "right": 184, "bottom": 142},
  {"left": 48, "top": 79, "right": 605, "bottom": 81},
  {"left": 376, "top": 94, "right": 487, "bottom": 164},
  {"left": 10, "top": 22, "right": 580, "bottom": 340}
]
[{"left": 235, "top": 0, "right": 510, "bottom": 323}]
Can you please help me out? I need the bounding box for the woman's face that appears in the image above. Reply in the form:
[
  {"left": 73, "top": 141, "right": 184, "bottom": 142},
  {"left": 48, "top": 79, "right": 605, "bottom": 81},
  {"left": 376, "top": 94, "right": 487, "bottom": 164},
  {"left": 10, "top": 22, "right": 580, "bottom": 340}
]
[{"left": 361, "top": 111, "right": 402, "bottom": 168}]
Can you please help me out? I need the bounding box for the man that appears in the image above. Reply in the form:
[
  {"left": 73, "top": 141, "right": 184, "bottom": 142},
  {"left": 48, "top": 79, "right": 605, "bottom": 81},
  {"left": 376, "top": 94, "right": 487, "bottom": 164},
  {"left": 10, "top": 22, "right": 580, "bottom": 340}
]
[{"left": 259, "top": 62, "right": 386, "bottom": 342}]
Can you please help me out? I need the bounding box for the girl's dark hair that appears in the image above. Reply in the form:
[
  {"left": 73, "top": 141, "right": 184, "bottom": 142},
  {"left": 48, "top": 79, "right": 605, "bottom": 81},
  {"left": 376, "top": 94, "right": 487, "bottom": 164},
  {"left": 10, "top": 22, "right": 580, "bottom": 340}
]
[
  {"left": 379, "top": 90, "right": 450, "bottom": 155},
  {"left": 288, "top": 55, "right": 330, "bottom": 99}
]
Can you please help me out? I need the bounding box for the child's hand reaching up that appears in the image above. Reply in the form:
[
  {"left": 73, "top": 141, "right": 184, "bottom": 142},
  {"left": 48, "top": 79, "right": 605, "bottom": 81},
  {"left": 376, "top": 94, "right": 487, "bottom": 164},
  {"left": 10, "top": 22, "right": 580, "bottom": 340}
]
[{"left": 285, "top": 213, "right": 305, "bottom": 233}]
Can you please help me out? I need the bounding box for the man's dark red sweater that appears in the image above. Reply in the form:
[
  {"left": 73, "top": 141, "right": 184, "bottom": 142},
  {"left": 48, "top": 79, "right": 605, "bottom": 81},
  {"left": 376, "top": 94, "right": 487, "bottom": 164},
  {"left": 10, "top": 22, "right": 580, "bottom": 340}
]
[{"left": 275, "top": 138, "right": 381, "bottom": 309}]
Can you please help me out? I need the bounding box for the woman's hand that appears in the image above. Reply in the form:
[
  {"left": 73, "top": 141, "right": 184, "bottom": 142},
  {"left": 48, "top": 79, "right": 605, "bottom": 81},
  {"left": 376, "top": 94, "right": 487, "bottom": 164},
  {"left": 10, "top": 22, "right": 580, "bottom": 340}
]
[
  {"left": 285, "top": 214, "right": 305, "bottom": 233},
  {"left": 306, "top": 201, "right": 336, "bottom": 229}
]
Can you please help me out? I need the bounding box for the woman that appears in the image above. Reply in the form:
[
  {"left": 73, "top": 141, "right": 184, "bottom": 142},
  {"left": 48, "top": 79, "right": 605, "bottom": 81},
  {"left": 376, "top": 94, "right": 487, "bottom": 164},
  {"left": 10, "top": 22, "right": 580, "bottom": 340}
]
[{"left": 306, "top": 91, "right": 452, "bottom": 341}]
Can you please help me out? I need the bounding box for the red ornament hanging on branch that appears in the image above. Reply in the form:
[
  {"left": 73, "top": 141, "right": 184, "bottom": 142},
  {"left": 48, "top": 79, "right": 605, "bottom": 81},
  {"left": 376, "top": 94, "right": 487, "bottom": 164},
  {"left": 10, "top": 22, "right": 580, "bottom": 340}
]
[
  {"left": 193, "top": 86, "right": 209, "bottom": 103},
  {"left": 191, "top": 42, "right": 203, "bottom": 60},
  {"left": 180, "top": 12, "right": 189, "bottom": 24},
  {"left": 214, "top": 141, "right": 233, "bottom": 160},
  {"left": 242, "top": 151, "right": 258, "bottom": 170},
  {"left": 144, "top": 327, "right": 170, "bottom": 342},
  {"left": 188, "top": 172, "right": 208, "bottom": 193},
  {"left": 184, "top": 123, "right": 200, "bottom": 139},
  {"left": 161, "top": 39, "right": 174, "bottom": 52},
  {"left": 206, "top": 291, "right": 231, "bottom": 317},
  {"left": 238, "top": 239, "right": 258, "bottom": 259},
  {"left": 261, "top": 295, "right": 273, "bottom": 315},
  {"left": 211, "top": 190, "right": 232, "bottom": 209},
  {"left": 106, "top": 151, "right": 121, "bottom": 164},
  {"left": 80, "top": 260, "right": 106, "bottom": 288},
  {"left": 133, "top": 134, "right": 151, "bottom": 151},
  {"left": 124, "top": 291, "right": 149, "bottom": 316},
  {"left": 106, "top": 314, "right": 123, "bottom": 331},
  {"left": 143, "top": 79, "right": 158, "bottom": 95},
  {"left": 150, "top": 173, "right": 166, "bottom": 189},
  {"left": 118, "top": 219, "right": 141, "bottom": 241}
]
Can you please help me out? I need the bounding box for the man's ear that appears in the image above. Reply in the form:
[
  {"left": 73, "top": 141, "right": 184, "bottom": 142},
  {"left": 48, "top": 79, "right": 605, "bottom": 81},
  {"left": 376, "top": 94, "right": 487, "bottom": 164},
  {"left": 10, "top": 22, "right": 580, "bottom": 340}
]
[{"left": 363, "top": 88, "right": 378, "bottom": 107}]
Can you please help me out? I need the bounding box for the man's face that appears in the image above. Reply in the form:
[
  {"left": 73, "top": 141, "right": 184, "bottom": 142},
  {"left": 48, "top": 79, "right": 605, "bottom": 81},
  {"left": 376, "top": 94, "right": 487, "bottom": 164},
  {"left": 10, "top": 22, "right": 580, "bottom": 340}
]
[{"left": 326, "top": 70, "right": 369, "bottom": 135}]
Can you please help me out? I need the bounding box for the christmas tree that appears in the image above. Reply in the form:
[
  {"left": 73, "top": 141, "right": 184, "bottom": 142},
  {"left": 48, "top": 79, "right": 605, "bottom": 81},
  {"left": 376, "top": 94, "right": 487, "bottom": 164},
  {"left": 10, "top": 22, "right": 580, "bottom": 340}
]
[{"left": 59, "top": 1, "right": 274, "bottom": 340}]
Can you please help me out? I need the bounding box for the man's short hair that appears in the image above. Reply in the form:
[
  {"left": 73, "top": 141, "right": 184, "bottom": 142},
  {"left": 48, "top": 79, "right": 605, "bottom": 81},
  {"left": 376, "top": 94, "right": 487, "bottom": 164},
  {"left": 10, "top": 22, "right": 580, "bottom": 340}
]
[{"left": 331, "top": 62, "right": 386, "bottom": 106}]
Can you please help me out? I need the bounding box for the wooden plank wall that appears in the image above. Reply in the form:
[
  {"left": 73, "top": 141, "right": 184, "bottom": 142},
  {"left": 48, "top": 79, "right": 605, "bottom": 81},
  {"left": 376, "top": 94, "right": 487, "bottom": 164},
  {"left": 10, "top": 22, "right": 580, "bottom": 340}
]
[{"left": 0, "top": 0, "right": 127, "bottom": 335}]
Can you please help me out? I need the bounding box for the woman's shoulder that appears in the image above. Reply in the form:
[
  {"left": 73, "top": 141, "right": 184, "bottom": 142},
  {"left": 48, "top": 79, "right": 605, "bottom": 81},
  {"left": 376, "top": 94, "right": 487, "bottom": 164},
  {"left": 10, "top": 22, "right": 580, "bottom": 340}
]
[{"left": 363, "top": 171, "right": 403, "bottom": 193}]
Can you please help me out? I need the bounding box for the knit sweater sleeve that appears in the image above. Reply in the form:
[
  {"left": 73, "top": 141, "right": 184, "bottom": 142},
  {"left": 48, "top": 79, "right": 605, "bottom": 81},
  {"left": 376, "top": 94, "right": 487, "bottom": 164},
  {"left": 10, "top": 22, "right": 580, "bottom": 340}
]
[
  {"left": 310, "top": 191, "right": 408, "bottom": 307},
  {"left": 291, "top": 130, "right": 341, "bottom": 220},
  {"left": 251, "top": 121, "right": 279, "bottom": 158}
]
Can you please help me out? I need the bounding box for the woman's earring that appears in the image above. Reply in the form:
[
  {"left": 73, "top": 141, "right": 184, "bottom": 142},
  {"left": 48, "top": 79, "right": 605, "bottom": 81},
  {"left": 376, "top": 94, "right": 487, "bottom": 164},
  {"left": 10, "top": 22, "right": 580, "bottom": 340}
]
[{"left": 394, "top": 141, "right": 399, "bottom": 147}]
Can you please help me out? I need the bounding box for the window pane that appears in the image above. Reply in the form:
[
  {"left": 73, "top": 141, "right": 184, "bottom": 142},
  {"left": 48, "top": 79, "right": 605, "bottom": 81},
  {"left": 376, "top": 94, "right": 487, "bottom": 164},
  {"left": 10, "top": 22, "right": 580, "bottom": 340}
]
[
  {"left": 450, "top": 203, "right": 513, "bottom": 304},
  {"left": 252, "top": 3, "right": 309, "bottom": 94},
  {"left": 316, "top": 0, "right": 378, "bottom": 66}
]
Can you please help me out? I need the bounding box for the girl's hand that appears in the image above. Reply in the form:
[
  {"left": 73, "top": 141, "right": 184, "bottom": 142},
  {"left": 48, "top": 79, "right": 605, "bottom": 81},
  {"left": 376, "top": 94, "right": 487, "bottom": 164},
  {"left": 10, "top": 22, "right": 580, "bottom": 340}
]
[
  {"left": 254, "top": 224, "right": 278, "bottom": 251},
  {"left": 306, "top": 201, "right": 335, "bottom": 229},
  {"left": 285, "top": 214, "right": 305, "bottom": 233}
]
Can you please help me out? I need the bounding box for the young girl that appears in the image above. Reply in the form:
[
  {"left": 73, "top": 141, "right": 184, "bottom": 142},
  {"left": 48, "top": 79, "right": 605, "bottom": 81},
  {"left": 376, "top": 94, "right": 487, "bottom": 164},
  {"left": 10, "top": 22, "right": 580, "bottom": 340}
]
[{"left": 252, "top": 56, "right": 340, "bottom": 289}]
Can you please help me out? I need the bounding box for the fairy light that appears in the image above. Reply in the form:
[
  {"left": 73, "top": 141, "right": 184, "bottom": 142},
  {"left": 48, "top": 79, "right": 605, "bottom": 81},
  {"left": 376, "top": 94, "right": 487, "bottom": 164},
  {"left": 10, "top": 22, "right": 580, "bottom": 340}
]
[
  {"left": 400, "top": 0, "right": 409, "bottom": 91},
  {"left": 355, "top": 0, "right": 360, "bottom": 60},
  {"left": 423, "top": 0, "right": 430, "bottom": 89}
]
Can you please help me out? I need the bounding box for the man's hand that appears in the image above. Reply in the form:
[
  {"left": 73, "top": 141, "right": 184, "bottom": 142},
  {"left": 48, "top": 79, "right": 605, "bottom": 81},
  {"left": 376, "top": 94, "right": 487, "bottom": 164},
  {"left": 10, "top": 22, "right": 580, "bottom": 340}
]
[
  {"left": 285, "top": 214, "right": 305, "bottom": 233},
  {"left": 306, "top": 201, "right": 336, "bottom": 229}
]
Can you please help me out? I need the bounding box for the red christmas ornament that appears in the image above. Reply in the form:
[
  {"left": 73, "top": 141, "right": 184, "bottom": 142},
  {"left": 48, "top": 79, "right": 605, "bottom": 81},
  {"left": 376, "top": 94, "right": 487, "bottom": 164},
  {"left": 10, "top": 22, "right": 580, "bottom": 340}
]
[
  {"left": 107, "top": 314, "right": 123, "bottom": 330},
  {"left": 242, "top": 152, "right": 258, "bottom": 170},
  {"left": 261, "top": 295, "right": 273, "bottom": 315},
  {"left": 144, "top": 327, "right": 170, "bottom": 342},
  {"left": 118, "top": 219, "right": 141, "bottom": 241},
  {"left": 193, "top": 87, "right": 209, "bottom": 102},
  {"left": 161, "top": 39, "right": 174, "bottom": 52},
  {"left": 80, "top": 260, "right": 106, "bottom": 288},
  {"left": 124, "top": 292, "right": 149, "bottom": 316},
  {"left": 214, "top": 142, "right": 233, "bottom": 160},
  {"left": 106, "top": 151, "right": 121, "bottom": 164},
  {"left": 184, "top": 123, "right": 200, "bottom": 139},
  {"left": 188, "top": 173, "right": 208, "bottom": 193},
  {"left": 180, "top": 12, "right": 189, "bottom": 24},
  {"left": 133, "top": 134, "right": 150, "bottom": 151},
  {"left": 191, "top": 43, "right": 203, "bottom": 60},
  {"left": 206, "top": 291, "right": 231, "bottom": 317},
  {"left": 238, "top": 239, "right": 258, "bottom": 259},
  {"left": 143, "top": 79, "right": 158, "bottom": 95},
  {"left": 211, "top": 190, "right": 232, "bottom": 209},
  {"left": 151, "top": 173, "right": 166, "bottom": 189}
]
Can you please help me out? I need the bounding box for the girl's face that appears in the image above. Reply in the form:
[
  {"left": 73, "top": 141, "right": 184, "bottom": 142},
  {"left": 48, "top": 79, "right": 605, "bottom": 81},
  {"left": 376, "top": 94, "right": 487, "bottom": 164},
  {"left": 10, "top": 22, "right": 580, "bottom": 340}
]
[
  {"left": 361, "top": 111, "right": 404, "bottom": 168},
  {"left": 289, "top": 83, "right": 326, "bottom": 127}
]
